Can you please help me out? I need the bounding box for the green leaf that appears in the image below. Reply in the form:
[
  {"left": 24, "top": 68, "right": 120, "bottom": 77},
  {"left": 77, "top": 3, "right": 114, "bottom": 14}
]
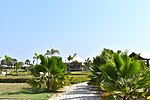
[
  {"left": 101, "top": 64, "right": 118, "bottom": 81},
  {"left": 39, "top": 55, "right": 47, "bottom": 65},
  {"left": 128, "top": 60, "right": 141, "bottom": 78}
]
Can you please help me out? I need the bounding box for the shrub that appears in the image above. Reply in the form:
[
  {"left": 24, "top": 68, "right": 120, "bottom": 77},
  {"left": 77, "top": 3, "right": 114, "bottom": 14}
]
[
  {"left": 0, "top": 77, "right": 32, "bottom": 83},
  {"left": 90, "top": 49, "right": 150, "bottom": 99},
  {"left": 29, "top": 54, "right": 69, "bottom": 92}
]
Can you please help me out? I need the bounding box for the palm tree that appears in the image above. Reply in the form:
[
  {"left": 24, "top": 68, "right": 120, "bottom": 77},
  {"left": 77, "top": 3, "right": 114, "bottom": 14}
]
[
  {"left": 84, "top": 57, "right": 92, "bottom": 70},
  {"left": 1, "top": 55, "right": 14, "bottom": 77},
  {"left": 4, "top": 55, "right": 13, "bottom": 67},
  {"left": 33, "top": 53, "right": 39, "bottom": 64},
  {"left": 45, "top": 48, "right": 60, "bottom": 57},
  {"left": 12, "top": 58, "right": 18, "bottom": 71},
  {"left": 67, "top": 55, "right": 73, "bottom": 61},
  {"left": 1, "top": 59, "right": 7, "bottom": 65},
  {"left": 73, "top": 53, "right": 77, "bottom": 58},
  {"left": 29, "top": 54, "right": 68, "bottom": 92}
]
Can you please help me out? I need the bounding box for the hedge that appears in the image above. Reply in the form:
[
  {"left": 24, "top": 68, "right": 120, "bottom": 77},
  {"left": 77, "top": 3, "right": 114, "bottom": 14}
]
[{"left": 0, "top": 77, "right": 32, "bottom": 83}]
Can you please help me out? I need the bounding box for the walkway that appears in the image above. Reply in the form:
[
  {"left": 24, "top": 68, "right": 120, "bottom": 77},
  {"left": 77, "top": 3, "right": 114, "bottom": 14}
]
[{"left": 49, "top": 82, "right": 100, "bottom": 100}]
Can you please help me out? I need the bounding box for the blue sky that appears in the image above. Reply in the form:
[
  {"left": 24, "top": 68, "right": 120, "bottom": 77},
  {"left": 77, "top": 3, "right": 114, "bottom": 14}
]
[{"left": 0, "top": 0, "right": 150, "bottom": 61}]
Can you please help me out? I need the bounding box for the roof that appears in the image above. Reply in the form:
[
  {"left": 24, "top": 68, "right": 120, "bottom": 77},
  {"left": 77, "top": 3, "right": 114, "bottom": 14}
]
[{"left": 129, "top": 52, "right": 150, "bottom": 60}]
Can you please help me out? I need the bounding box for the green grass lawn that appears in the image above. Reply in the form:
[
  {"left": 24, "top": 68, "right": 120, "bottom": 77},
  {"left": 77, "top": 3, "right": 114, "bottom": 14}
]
[
  {"left": 69, "top": 71, "right": 91, "bottom": 84},
  {"left": 0, "top": 83, "right": 54, "bottom": 100},
  {"left": 0, "top": 71, "right": 90, "bottom": 99}
]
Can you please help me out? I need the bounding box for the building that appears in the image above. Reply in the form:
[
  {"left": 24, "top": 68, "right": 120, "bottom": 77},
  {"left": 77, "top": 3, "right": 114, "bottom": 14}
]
[{"left": 66, "top": 53, "right": 85, "bottom": 71}]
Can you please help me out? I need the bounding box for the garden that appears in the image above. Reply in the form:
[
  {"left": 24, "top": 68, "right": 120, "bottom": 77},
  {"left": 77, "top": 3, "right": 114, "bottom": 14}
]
[
  {"left": 1, "top": 48, "right": 150, "bottom": 100},
  {"left": 0, "top": 49, "right": 90, "bottom": 99}
]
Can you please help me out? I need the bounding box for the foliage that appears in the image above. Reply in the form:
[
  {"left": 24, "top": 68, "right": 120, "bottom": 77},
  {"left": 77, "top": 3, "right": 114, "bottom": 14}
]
[
  {"left": 29, "top": 53, "right": 69, "bottom": 92},
  {"left": 1, "top": 55, "right": 17, "bottom": 67},
  {"left": 88, "top": 48, "right": 114, "bottom": 86},
  {"left": 33, "top": 53, "right": 39, "bottom": 64},
  {"left": 15, "top": 62, "right": 23, "bottom": 74},
  {"left": 67, "top": 55, "right": 73, "bottom": 61},
  {"left": 90, "top": 49, "right": 150, "bottom": 99},
  {"left": 45, "top": 48, "right": 60, "bottom": 57},
  {"left": 1, "top": 55, "right": 18, "bottom": 77},
  {"left": 84, "top": 57, "right": 92, "bottom": 70},
  {"left": 25, "top": 59, "right": 30, "bottom": 65}
]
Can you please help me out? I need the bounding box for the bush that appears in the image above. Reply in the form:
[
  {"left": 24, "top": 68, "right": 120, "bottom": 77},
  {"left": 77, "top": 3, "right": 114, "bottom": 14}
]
[
  {"left": 90, "top": 49, "right": 150, "bottom": 99},
  {"left": 29, "top": 55, "right": 69, "bottom": 92}
]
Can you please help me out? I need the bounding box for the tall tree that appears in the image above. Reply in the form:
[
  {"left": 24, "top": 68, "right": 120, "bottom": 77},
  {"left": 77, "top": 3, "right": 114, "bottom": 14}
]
[
  {"left": 1, "top": 55, "right": 15, "bottom": 76},
  {"left": 33, "top": 53, "right": 39, "bottom": 64},
  {"left": 12, "top": 58, "right": 18, "bottom": 71},
  {"left": 84, "top": 57, "right": 92, "bottom": 70},
  {"left": 4, "top": 55, "right": 13, "bottom": 67},
  {"left": 45, "top": 48, "right": 60, "bottom": 57}
]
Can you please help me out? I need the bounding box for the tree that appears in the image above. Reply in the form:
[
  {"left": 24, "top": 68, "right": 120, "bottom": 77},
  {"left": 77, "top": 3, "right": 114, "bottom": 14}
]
[
  {"left": 29, "top": 54, "right": 69, "bottom": 92},
  {"left": 1, "top": 55, "right": 15, "bottom": 77},
  {"left": 88, "top": 48, "right": 114, "bottom": 86},
  {"left": 12, "top": 58, "right": 18, "bottom": 71},
  {"left": 84, "top": 57, "right": 92, "bottom": 70},
  {"left": 45, "top": 48, "right": 60, "bottom": 57},
  {"left": 33, "top": 53, "right": 39, "bottom": 64},
  {"left": 25, "top": 59, "right": 30, "bottom": 65},
  {"left": 67, "top": 55, "right": 73, "bottom": 61},
  {"left": 4, "top": 55, "right": 13, "bottom": 67},
  {"left": 1, "top": 59, "right": 7, "bottom": 65},
  {"left": 15, "top": 62, "right": 23, "bottom": 74},
  {"left": 90, "top": 49, "right": 150, "bottom": 99}
]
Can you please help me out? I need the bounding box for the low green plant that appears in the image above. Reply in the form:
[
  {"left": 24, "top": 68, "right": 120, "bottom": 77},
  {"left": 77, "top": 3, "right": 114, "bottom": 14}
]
[
  {"left": 100, "top": 51, "right": 150, "bottom": 99},
  {"left": 29, "top": 54, "right": 70, "bottom": 92},
  {"left": 88, "top": 48, "right": 114, "bottom": 86}
]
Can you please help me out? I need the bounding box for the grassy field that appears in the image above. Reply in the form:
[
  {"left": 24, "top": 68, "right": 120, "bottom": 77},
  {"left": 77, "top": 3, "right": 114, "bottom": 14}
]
[
  {"left": 0, "top": 83, "right": 53, "bottom": 100},
  {"left": 69, "top": 71, "right": 91, "bottom": 84},
  {"left": 0, "top": 71, "right": 90, "bottom": 99}
]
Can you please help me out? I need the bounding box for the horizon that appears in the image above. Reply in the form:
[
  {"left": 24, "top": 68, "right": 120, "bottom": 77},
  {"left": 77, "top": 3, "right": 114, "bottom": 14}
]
[{"left": 0, "top": 0, "right": 150, "bottom": 62}]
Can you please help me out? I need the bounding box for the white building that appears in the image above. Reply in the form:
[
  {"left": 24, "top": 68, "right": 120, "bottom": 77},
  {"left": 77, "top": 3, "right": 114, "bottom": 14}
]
[{"left": 66, "top": 53, "right": 85, "bottom": 71}]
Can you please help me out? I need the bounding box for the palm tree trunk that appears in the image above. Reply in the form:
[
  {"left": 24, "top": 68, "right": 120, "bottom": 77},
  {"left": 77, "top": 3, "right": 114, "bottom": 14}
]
[
  {"left": 46, "top": 72, "right": 50, "bottom": 92},
  {"left": 46, "top": 80, "right": 50, "bottom": 92},
  {"left": 16, "top": 69, "right": 18, "bottom": 74},
  {"left": 5, "top": 68, "right": 7, "bottom": 77},
  {"left": 37, "top": 59, "right": 38, "bottom": 64}
]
